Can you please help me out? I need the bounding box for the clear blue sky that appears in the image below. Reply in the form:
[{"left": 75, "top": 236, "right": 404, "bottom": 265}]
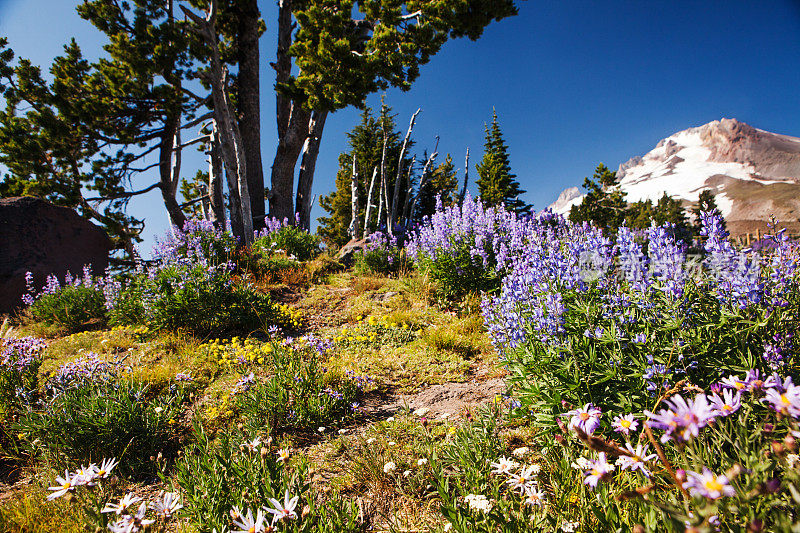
[{"left": 2, "top": 0, "right": 800, "bottom": 254}]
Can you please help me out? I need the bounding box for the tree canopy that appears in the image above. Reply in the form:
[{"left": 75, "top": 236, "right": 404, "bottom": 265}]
[{"left": 0, "top": 0, "right": 520, "bottom": 252}]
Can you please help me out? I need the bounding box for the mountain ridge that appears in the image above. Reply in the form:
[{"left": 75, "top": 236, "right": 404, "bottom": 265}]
[{"left": 549, "top": 118, "right": 800, "bottom": 235}]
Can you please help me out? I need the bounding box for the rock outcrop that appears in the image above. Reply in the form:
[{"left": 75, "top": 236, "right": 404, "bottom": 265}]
[{"left": 0, "top": 197, "right": 111, "bottom": 314}]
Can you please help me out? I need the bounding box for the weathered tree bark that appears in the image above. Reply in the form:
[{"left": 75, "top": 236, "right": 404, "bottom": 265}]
[
  {"left": 400, "top": 154, "right": 417, "bottom": 225},
  {"left": 236, "top": 0, "right": 265, "bottom": 230},
  {"left": 363, "top": 166, "right": 378, "bottom": 237},
  {"left": 389, "top": 108, "right": 420, "bottom": 234},
  {"left": 158, "top": 111, "right": 187, "bottom": 228},
  {"left": 182, "top": 0, "right": 253, "bottom": 244},
  {"left": 170, "top": 117, "right": 182, "bottom": 198},
  {"left": 459, "top": 147, "right": 470, "bottom": 203},
  {"left": 296, "top": 109, "right": 328, "bottom": 230},
  {"left": 269, "top": 0, "right": 310, "bottom": 222},
  {"left": 406, "top": 149, "right": 438, "bottom": 224},
  {"left": 377, "top": 125, "right": 388, "bottom": 230},
  {"left": 199, "top": 185, "right": 210, "bottom": 220},
  {"left": 207, "top": 126, "right": 227, "bottom": 229},
  {"left": 348, "top": 154, "right": 360, "bottom": 238}
]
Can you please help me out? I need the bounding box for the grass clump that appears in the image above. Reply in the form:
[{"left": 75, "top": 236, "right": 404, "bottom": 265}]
[
  {"left": 14, "top": 354, "right": 186, "bottom": 474},
  {"left": 174, "top": 424, "right": 365, "bottom": 532}
]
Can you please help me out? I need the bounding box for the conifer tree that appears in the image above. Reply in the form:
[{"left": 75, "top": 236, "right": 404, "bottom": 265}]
[
  {"left": 415, "top": 154, "right": 458, "bottom": 222},
  {"left": 475, "top": 110, "right": 530, "bottom": 215},
  {"left": 569, "top": 163, "right": 627, "bottom": 233}
]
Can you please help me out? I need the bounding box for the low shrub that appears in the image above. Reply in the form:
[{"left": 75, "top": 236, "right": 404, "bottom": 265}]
[
  {"left": 307, "top": 253, "right": 344, "bottom": 284},
  {"left": 0, "top": 336, "right": 46, "bottom": 420},
  {"left": 151, "top": 218, "right": 237, "bottom": 267},
  {"left": 407, "top": 194, "right": 507, "bottom": 301},
  {"left": 254, "top": 222, "right": 322, "bottom": 262},
  {"left": 221, "top": 337, "right": 368, "bottom": 436},
  {"left": 108, "top": 262, "right": 288, "bottom": 336},
  {"left": 353, "top": 232, "right": 406, "bottom": 276}
]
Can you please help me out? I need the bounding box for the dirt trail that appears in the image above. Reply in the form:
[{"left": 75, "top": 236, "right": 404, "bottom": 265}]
[{"left": 361, "top": 377, "right": 506, "bottom": 420}]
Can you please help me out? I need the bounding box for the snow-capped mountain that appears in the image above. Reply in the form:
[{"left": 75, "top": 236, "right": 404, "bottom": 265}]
[{"left": 549, "top": 118, "right": 800, "bottom": 235}]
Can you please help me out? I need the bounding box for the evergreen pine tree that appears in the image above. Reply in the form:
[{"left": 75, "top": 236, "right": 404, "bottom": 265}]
[
  {"left": 475, "top": 110, "right": 530, "bottom": 215},
  {"left": 569, "top": 163, "right": 628, "bottom": 233},
  {"left": 625, "top": 200, "right": 655, "bottom": 230}
]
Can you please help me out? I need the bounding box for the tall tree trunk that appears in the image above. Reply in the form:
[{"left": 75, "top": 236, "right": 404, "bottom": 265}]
[
  {"left": 296, "top": 109, "right": 328, "bottom": 230},
  {"left": 348, "top": 154, "right": 360, "bottom": 238},
  {"left": 269, "top": 0, "right": 309, "bottom": 222},
  {"left": 182, "top": 1, "right": 253, "bottom": 244},
  {"left": 158, "top": 112, "right": 187, "bottom": 228},
  {"left": 459, "top": 147, "right": 470, "bottom": 203},
  {"left": 236, "top": 0, "right": 265, "bottom": 230},
  {"left": 363, "top": 166, "right": 378, "bottom": 237},
  {"left": 208, "top": 127, "right": 226, "bottom": 228},
  {"left": 389, "top": 108, "right": 420, "bottom": 234},
  {"left": 377, "top": 125, "right": 388, "bottom": 231}
]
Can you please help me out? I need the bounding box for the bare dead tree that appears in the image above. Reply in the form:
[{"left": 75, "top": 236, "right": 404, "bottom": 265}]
[
  {"left": 405, "top": 145, "right": 439, "bottom": 224},
  {"left": 400, "top": 154, "right": 417, "bottom": 225},
  {"left": 363, "top": 166, "right": 378, "bottom": 237},
  {"left": 459, "top": 147, "right": 470, "bottom": 203},
  {"left": 377, "top": 122, "right": 388, "bottom": 230},
  {"left": 348, "top": 154, "right": 360, "bottom": 239},
  {"left": 389, "top": 108, "right": 420, "bottom": 234}
]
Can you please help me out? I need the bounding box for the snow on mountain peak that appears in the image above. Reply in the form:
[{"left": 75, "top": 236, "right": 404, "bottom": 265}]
[{"left": 549, "top": 119, "right": 800, "bottom": 235}]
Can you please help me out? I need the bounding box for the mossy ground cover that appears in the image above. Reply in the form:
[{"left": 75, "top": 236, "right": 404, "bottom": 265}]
[{"left": 0, "top": 267, "right": 511, "bottom": 533}]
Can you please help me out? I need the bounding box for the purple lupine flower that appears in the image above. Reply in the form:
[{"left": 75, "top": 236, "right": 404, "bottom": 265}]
[
  {"left": 565, "top": 403, "right": 602, "bottom": 435},
  {"left": 643, "top": 356, "right": 670, "bottom": 393},
  {"left": 583, "top": 452, "right": 614, "bottom": 488},
  {"left": 616, "top": 226, "right": 650, "bottom": 292},
  {"left": 646, "top": 223, "right": 687, "bottom": 298},
  {"left": 701, "top": 210, "right": 763, "bottom": 309},
  {"left": 682, "top": 467, "right": 736, "bottom": 499}
]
